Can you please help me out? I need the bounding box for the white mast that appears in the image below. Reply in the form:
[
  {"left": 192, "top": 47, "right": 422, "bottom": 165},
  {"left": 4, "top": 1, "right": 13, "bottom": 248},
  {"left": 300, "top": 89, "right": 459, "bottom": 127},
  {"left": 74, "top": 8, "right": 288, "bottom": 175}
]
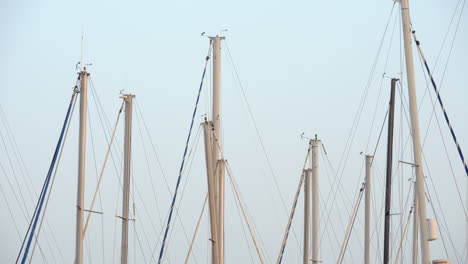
[
  {"left": 400, "top": 0, "right": 431, "bottom": 263},
  {"left": 75, "top": 67, "right": 88, "bottom": 264},
  {"left": 211, "top": 35, "right": 225, "bottom": 264},
  {"left": 311, "top": 138, "right": 319, "bottom": 264},
  {"left": 304, "top": 137, "right": 320, "bottom": 264},
  {"left": 203, "top": 35, "right": 225, "bottom": 264},
  {"left": 364, "top": 155, "right": 373, "bottom": 264},
  {"left": 120, "top": 94, "right": 134, "bottom": 264},
  {"left": 304, "top": 168, "right": 311, "bottom": 264}
]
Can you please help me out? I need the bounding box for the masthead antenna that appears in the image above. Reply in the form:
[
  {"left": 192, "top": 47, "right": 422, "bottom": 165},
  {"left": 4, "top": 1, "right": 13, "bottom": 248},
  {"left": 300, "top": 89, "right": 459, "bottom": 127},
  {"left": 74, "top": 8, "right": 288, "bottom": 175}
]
[{"left": 80, "top": 29, "right": 84, "bottom": 70}]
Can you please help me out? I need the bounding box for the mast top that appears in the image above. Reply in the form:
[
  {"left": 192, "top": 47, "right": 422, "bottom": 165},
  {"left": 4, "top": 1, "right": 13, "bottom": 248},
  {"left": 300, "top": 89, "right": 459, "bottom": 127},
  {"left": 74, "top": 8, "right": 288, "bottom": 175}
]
[
  {"left": 209, "top": 35, "right": 226, "bottom": 40},
  {"left": 120, "top": 93, "right": 135, "bottom": 101}
]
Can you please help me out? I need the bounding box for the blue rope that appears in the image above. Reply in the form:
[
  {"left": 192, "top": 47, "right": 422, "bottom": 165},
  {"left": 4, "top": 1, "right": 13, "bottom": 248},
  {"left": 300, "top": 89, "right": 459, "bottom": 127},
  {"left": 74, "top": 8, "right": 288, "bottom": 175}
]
[
  {"left": 157, "top": 53, "right": 210, "bottom": 264},
  {"left": 412, "top": 30, "right": 468, "bottom": 177},
  {"left": 17, "top": 91, "right": 77, "bottom": 263}
]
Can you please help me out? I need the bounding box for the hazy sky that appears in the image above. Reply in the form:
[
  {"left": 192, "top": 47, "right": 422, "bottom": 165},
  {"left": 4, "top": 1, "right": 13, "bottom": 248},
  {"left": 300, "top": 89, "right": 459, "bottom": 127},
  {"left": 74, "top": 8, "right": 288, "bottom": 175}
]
[{"left": 1, "top": 0, "right": 467, "bottom": 263}]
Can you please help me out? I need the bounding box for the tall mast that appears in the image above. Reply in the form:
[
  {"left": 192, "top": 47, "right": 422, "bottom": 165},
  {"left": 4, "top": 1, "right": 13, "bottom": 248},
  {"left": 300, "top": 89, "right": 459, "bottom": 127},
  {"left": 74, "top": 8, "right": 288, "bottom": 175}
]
[
  {"left": 364, "top": 155, "right": 373, "bottom": 264},
  {"left": 120, "top": 94, "right": 134, "bottom": 264},
  {"left": 383, "top": 78, "right": 397, "bottom": 264},
  {"left": 311, "top": 138, "right": 319, "bottom": 264},
  {"left": 400, "top": 0, "right": 431, "bottom": 263},
  {"left": 203, "top": 35, "right": 225, "bottom": 264},
  {"left": 303, "top": 168, "right": 311, "bottom": 264},
  {"left": 75, "top": 67, "right": 88, "bottom": 264}
]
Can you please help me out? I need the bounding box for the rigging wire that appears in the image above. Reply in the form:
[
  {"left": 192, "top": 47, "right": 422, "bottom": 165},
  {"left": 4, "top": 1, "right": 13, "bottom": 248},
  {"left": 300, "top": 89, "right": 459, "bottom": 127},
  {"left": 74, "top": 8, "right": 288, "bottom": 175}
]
[
  {"left": 0, "top": 105, "right": 38, "bottom": 207},
  {"left": 393, "top": 204, "right": 414, "bottom": 264},
  {"left": 0, "top": 116, "right": 32, "bottom": 220},
  {"left": 149, "top": 126, "right": 202, "bottom": 263},
  {"left": 148, "top": 123, "right": 203, "bottom": 264},
  {"left": 389, "top": 175, "right": 413, "bottom": 262},
  {"left": 226, "top": 161, "right": 266, "bottom": 264},
  {"left": 166, "top": 125, "right": 203, "bottom": 264},
  {"left": 319, "top": 6, "right": 398, "bottom": 257},
  {"left": 428, "top": 0, "right": 465, "bottom": 75},
  {"left": 232, "top": 182, "right": 256, "bottom": 264},
  {"left": 397, "top": 73, "right": 461, "bottom": 262},
  {"left": 411, "top": 30, "right": 468, "bottom": 178},
  {"left": 364, "top": 4, "right": 401, "bottom": 153},
  {"left": 83, "top": 102, "right": 124, "bottom": 236},
  {"left": 133, "top": 100, "right": 166, "bottom": 216},
  {"left": 0, "top": 103, "right": 65, "bottom": 260},
  {"left": 134, "top": 99, "right": 199, "bottom": 264},
  {"left": 16, "top": 89, "right": 77, "bottom": 264},
  {"left": 87, "top": 94, "right": 106, "bottom": 264},
  {"left": 0, "top": 162, "right": 23, "bottom": 242},
  {"left": 89, "top": 77, "right": 124, "bottom": 165},
  {"left": 415, "top": 44, "right": 468, "bottom": 259},
  {"left": 184, "top": 193, "right": 208, "bottom": 264},
  {"left": 133, "top": 210, "right": 149, "bottom": 264},
  {"left": 128, "top": 161, "right": 150, "bottom": 264},
  {"left": 336, "top": 183, "right": 365, "bottom": 264},
  {"left": 319, "top": 144, "right": 359, "bottom": 260},
  {"left": 134, "top": 99, "right": 173, "bottom": 196},
  {"left": 133, "top": 102, "right": 166, "bottom": 251},
  {"left": 410, "top": 22, "right": 467, "bottom": 261},
  {"left": 276, "top": 146, "right": 310, "bottom": 264},
  {"left": 411, "top": 4, "right": 468, "bottom": 259},
  {"left": 319, "top": 149, "right": 344, "bottom": 258},
  {"left": 209, "top": 115, "right": 267, "bottom": 263},
  {"left": 0, "top": 115, "right": 62, "bottom": 262},
  {"left": 28, "top": 88, "right": 78, "bottom": 263},
  {"left": 336, "top": 107, "right": 388, "bottom": 264},
  {"left": 224, "top": 40, "right": 303, "bottom": 250},
  {"left": 422, "top": 153, "right": 460, "bottom": 262},
  {"left": 156, "top": 44, "right": 211, "bottom": 264}
]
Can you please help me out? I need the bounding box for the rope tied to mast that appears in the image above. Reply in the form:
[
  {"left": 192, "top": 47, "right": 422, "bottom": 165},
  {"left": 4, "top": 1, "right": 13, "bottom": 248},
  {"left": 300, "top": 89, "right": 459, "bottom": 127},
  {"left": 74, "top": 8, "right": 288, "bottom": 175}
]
[
  {"left": 16, "top": 87, "right": 79, "bottom": 264},
  {"left": 156, "top": 44, "right": 211, "bottom": 264},
  {"left": 411, "top": 29, "right": 468, "bottom": 177}
]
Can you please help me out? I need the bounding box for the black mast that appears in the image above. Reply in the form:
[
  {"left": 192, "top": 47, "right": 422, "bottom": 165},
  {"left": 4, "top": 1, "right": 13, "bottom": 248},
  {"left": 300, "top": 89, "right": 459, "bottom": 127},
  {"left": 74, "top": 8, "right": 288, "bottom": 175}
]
[{"left": 383, "top": 78, "right": 398, "bottom": 264}]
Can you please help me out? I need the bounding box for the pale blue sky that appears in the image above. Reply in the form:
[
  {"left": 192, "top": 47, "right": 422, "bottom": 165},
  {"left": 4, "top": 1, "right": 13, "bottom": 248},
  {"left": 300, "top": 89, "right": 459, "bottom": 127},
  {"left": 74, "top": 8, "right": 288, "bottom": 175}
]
[{"left": 1, "top": 0, "right": 467, "bottom": 263}]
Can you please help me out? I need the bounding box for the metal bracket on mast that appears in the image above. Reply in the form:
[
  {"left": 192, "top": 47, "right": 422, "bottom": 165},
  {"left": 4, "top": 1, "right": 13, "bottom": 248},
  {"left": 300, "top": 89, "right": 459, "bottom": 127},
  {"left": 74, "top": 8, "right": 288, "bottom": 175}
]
[
  {"left": 83, "top": 209, "right": 103, "bottom": 215},
  {"left": 115, "top": 214, "right": 136, "bottom": 222},
  {"left": 398, "top": 160, "right": 419, "bottom": 167}
]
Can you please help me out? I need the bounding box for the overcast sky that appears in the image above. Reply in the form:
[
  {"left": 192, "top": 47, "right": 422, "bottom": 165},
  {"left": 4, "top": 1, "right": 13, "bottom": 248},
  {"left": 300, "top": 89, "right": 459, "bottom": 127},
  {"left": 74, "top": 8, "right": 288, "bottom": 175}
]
[{"left": 1, "top": 0, "right": 467, "bottom": 263}]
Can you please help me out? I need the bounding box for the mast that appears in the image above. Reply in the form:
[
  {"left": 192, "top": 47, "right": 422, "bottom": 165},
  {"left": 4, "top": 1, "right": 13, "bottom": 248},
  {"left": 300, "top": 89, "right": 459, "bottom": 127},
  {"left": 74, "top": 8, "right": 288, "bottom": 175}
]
[
  {"left": 311, "top": 138, "right": 319, "bottom": 263},
  {"left": 211, "top": 35, "right": 225, "bottom": 264},
  {"left": 120, "top": 94, "right": 134, "bottom": 264},
  {"left": 75, "top": 67, "right": 88, "bottom": 264},
  {"left": 203, "top": 35, "right": 225, "bottom": 264},
  {"left": 400, "top": 0, "right": 431, "bottom": 263},
  {"left": 304, "top": 137, "right": 320, "bottom": 264},
  {"left": 383, "top": 78, "right": 397, "bottom": 264},
  {"left": 364, "top": 155, "right": 373, "bottom": 264},
  {"left": 304, "top": 168, "right": 311, "bottom": 264}
]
